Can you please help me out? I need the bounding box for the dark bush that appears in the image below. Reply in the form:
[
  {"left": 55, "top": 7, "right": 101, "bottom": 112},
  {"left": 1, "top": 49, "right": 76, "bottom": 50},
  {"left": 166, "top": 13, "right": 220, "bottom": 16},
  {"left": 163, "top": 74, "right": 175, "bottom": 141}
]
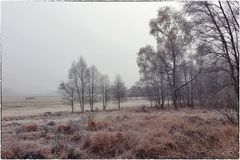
[{"left": 23, "top": 151, "right": 45, "bottom": 159}]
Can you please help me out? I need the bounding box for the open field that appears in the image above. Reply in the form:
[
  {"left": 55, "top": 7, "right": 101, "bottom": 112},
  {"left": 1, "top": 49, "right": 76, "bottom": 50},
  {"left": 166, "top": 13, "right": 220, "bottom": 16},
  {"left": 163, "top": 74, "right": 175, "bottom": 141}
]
[
  {"left": 2, "top": 96, "right": 150, "bottom": 117},
  {"left": 1, "top": 105, "right": 238, "bottom": 159}
]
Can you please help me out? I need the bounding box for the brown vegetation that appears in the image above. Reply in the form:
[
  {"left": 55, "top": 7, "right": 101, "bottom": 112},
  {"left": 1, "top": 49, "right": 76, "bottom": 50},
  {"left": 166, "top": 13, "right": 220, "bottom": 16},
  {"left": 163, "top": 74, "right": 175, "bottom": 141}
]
[
  {"left": 87, "top": 119, "right": 110, "bottom": 131},
  {"left": 1, "top": 107, "right": 238, "bottom": 159},
  {"left": 22, "top": 124, "right": 38, "bottom": 132}
]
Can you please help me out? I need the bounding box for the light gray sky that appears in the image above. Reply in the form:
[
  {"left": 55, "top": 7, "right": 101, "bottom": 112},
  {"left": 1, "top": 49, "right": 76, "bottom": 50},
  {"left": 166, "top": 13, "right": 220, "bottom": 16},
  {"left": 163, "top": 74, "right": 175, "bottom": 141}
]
[{"left": 2, "top": 1, "right": 180, "bottom": 96}]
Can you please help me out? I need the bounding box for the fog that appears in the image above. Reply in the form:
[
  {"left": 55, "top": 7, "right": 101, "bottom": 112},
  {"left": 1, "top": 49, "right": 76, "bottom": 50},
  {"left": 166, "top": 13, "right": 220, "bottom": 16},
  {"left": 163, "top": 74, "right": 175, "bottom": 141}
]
[{"left": 2, "top": 2, "right": 180, "bottom": 96}]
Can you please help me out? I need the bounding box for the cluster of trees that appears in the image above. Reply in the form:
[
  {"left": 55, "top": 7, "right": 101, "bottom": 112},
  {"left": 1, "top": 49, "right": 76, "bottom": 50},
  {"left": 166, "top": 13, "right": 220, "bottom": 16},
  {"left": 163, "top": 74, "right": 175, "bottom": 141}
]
[
  {"left": 185, "top": 1, "right": 239, "bottom": 124},
  {"left": 59, "top": 57, "right": 127, "bottom": 112},
  {"left": 59, "top": 2, "right": 238, "bottom": 124},
  {"left": 136, "top": 1, "right": 239, "bottom": 121},
  {"left": 136, "top": 6, "right": 201, "bottom": 110}
]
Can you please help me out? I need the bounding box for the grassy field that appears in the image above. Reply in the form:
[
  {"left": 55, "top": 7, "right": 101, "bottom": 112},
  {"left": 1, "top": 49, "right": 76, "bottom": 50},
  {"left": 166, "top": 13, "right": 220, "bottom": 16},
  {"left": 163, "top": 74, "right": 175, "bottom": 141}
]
[
  {"left": 1, "top": 103, "right": 238, "bottom": 159},
  {"left": 2, "top": 96, "right": 150, "bottom": 117}
]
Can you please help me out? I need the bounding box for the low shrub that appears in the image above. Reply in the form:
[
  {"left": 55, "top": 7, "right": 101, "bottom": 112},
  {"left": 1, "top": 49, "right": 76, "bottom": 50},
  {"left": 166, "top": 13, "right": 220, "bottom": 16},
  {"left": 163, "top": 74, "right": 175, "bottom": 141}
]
[
  {"left": 164, "top": 139, "right": 177, "bottom": 150},
  {"left": 70, "top": 134, "right": 82, "bottom": 143},
  {"left": 82, "top": 135, "right": 91, "bottom": 149},
  {"left": 134, "top": 143, "right": 163, "bottom": 159},
  {"left": 136, "top": 105, "right": 148, "bottom": 113},
  {"left": 23, "top": 151, "right": 45, "bottom": 159},
  {"left": 2, "top": 107, "right": 239, "bottom": 159},
  {"left": 1, "top": 141, "right": 48, "bottom": 159},
  {"left": 184, "top": 116, "right": 204, "bottom": 125},
  {"left": 87, "top": 119, "right": 110, "bottom": 131},
  {"left": 57, "top": 125, "right": 74, "bottom": 134},
  {"left": 1, "top": 150, "right": 14, "bottom": 159},
  {"left": 87, "top": 120, "right": 97, "bottom": 131},
  {"left": 47, "top": 121, "right": 56, "bottom": 126},
  {"left": 51, "top": 143, "right": 66, "bottom": 155},
  {"left": 67, "top": 148, "right": 82, "bottom": 159},
  {"left": 88, "top": 131, "right": 131, "bottom": 158},
  {"left": 22, "top": 124, "right": 38, "bottom": 132}
]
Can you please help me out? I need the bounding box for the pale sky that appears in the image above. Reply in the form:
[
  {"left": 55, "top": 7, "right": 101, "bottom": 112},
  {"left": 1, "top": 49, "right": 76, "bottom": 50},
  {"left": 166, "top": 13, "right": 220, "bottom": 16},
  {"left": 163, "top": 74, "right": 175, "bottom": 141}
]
[{"left": 2, "top": 1, "right": 181, "bottom": 96}]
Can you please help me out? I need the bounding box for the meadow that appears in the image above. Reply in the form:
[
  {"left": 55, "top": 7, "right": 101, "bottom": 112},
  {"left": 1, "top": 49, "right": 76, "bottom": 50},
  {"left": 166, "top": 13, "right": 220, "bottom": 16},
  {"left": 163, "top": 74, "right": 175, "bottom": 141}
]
[
  {"left": 2, "top": 96, "right": 149, "bottom": 117},
  {"left": 1, "top": 97, "right": 238, "bottom": 159}
]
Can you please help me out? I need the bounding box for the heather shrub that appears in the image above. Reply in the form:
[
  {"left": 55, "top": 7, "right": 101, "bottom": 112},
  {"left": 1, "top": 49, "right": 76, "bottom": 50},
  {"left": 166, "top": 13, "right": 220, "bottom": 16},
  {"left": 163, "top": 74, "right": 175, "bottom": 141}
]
[
  {"left": 70, "top": 134, "right": 82, "bottom": 143},
  {"left": 51, "top": 142, "right": 68, "bottom": 156},
  {"left": 1, "top": 150, "right": 14, "bottom": 159},
  {"left": 67, "top": 148, "right": 82, "bottom": 159},
  {"left": 136, "top": 105, "right": 148, "bottom": 113},
  {"left": 87, "top": 119, "right": 97, "bottom": 131},
  {"left": 134, "top": 142, "right": 164, "bottom": 159},
  {"left": 23, "top": 151, "right": 45, "bottom": 159},
  {"left": 82, "top": 134, "right": 91, "bottom": 149},
  {"left": 2, "top": 106, "right": 238, "bottom": 159},
  {"left": 57, "top": 124, "right": 75, "bottom": 134},
  {"left": 1, "top": 140, "right": 48, "bottom": 159},
  {"left": 88, "top": 131, "right": 131, "bottom": 158},
  {"left": 184, "top": 116, "right": 205, "bottom": 125},
  {"left": 21, "top": 124, "right": 38, "bottom": 132},
  {"left": 87, "top": 119, "right": 110, "bottom": 131},
  {"left": 47, "top": 121, "right": 56, "bottom": 126}
]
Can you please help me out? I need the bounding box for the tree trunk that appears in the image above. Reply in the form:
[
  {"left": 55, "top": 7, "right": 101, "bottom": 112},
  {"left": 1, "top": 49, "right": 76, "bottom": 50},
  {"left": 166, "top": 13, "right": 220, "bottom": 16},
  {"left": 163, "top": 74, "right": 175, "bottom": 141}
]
[
  {"left": 167, "top": 94, "right": 170, "bottom": 109},
  {"left": 173, "top": 90, "right": 178, "bottom": 110},
  {"left": 71, "top": 101, "right": 74, "bottom": 113},
  {"left": 82, "top": 89, "right": 84, "bottom": 112},
  {"left": 150, "top": 99, "right": 152, "bottom": 107},
  {"left": 118, "top": 98, "right": 120, "bottom": 110},
  {"left": 103, "top": 89, "right": 105, "bottom": 111},
  {"left": 171, "top": 39, "right": 178, "bottom": 110}
]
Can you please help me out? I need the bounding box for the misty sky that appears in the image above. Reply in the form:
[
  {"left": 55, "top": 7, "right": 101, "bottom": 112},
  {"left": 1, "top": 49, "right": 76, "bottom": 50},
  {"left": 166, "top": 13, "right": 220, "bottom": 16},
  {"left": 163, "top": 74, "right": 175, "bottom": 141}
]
[{"left": 2, "top": 1, "right": 180, "bottom": 96}]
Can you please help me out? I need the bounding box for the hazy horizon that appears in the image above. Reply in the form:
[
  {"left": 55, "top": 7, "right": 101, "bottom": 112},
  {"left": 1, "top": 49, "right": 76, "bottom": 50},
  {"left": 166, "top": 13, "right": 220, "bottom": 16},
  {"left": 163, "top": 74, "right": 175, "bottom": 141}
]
[{"left": 2, "top": 2, "right": 180, "bottom": 96}]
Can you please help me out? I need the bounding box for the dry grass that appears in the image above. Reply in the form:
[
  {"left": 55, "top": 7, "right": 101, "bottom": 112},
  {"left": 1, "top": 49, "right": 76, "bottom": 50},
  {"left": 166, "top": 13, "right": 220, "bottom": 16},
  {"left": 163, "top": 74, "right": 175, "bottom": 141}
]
[
  {"left": 87, "top": 131, "right": 131, "bottom": 158},
  {"left": 87, "top": 119, "right": 111, "bottom": 131},
  {"left": 21, "top": 124, "right": 38, "bottom": 132},
  {"left": 57, "top": 125, "right": 74, "bottom": 134},
  {"left": 1, "top": 106, "right": 239, "bottom": 159},
  {"left": 1, "top": 140, "right": 49, "bottom": 159}
]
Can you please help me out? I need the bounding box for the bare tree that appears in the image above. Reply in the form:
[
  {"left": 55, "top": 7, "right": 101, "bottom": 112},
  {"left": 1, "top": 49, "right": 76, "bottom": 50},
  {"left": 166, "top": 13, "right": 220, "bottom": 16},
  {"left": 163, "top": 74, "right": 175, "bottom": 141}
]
[
  {"left": 112, "top": 75, "right": 127, "bottom": 110},
  {"left": 136, "top": 80, "right": 154, "bottom": 107},
  {"left": 144, "top": 82, "right": 154, "bottom": 107},
  {"left": 136, "top": 45, "right": 165, "bottom": 108},
  {"left": 68, "top": 62, "right": 82, "bottom": 110},
  {"left": 59, "top": 81, "right": 76, "bottom": 113},
  {"left": 68, "top": 57, "right": 88, "bottom": 112},
  {"left": 87, "top": 65, "right": 100, "bottom": 112},
  {"left": 62, "top": 56, "right": 113, "bottom": 112},
  {"left": 76, "top": 56, "right": 88, "bottom": 112},
  {"left": 100, "top": 74, "right": 111, "bottom": 111},
  {"left": 136, "top": 7, "right": 202, "bottom": 110},
  {"left": 184, "top": 1, "right": 239, "bottom": 98},
  {"left": 184, "top": 1, "right": 239, "bottom": 123},
  {"left": 149, "top": 7, "right": 199, "bottom": 109}
]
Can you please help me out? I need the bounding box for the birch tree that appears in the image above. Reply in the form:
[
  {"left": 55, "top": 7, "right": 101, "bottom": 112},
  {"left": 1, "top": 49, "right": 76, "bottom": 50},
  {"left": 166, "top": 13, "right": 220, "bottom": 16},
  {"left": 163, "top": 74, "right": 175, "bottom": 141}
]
[
  {"left": 112, "top": 75, "right": 127, "bottom": 110},
  {"left": 59, "top": 81, "right": 76, "bottom": 113},
  {"left": 100, "top": 74, "right": 111, "bottom": 111}
]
